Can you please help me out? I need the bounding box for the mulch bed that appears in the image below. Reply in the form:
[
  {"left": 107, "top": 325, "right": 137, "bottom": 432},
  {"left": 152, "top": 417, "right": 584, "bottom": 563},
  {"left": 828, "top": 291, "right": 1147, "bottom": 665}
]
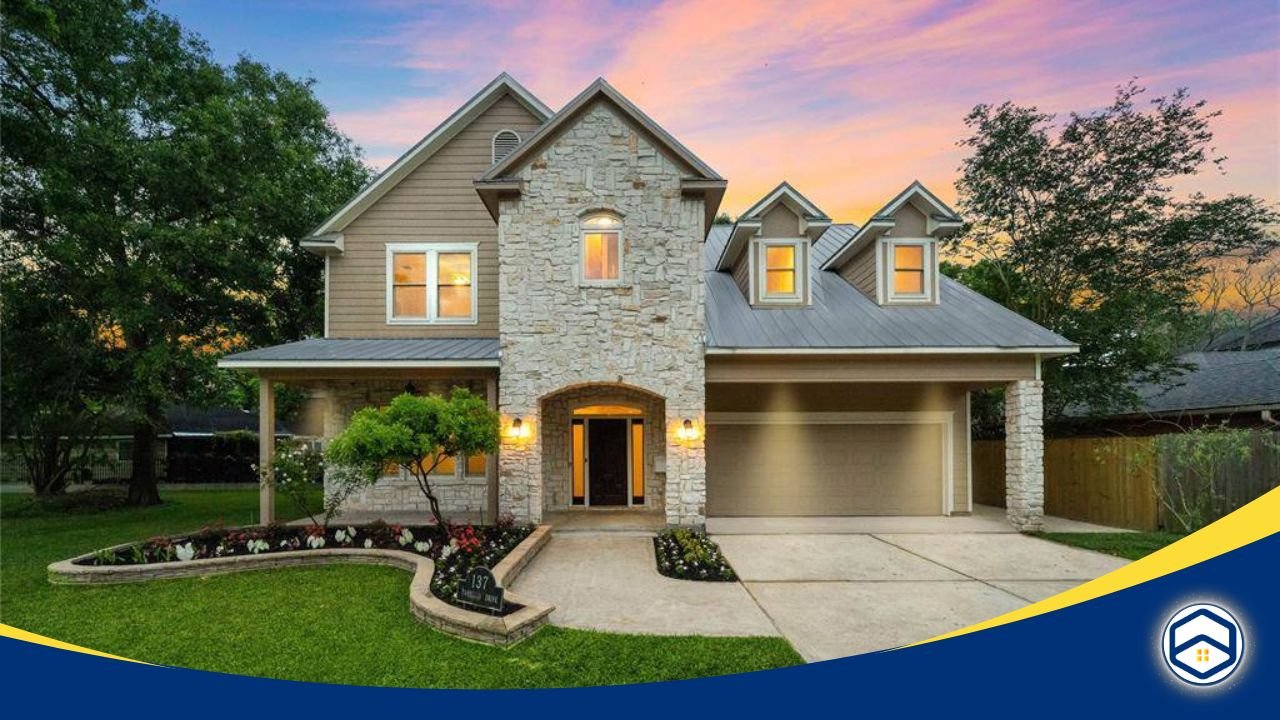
[
  {"left": 76, "top": 520, "right": 534, "bottom": 612},
  {"left": 653, "top": 528, "right": 737, "bottom": 581}
]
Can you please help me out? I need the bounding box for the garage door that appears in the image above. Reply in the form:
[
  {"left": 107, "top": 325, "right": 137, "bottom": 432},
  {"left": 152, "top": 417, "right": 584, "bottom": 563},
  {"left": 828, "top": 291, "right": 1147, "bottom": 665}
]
[{"left": 706, "top": 420, "right": 946, "bottom": 516}]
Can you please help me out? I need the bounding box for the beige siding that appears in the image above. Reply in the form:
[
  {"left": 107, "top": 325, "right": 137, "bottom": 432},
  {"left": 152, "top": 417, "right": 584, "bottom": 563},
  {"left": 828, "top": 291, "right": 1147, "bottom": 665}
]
[
  {"left": 706, "top": 354, "right": 1038, "bottom": 383},
  {"left": 760, "top": 204, "right": 800, "bottom": 237},
  {"left": 731, "top": 245, "right": 751, "bottom": 299},
  {"left": 706, "top": 382, "right": 971, "bottom": 513},
  {"left": 891, "top": 203, "right": 929, "bottom": 236},
  {"left": 327, "top": 94, "right": 543, "bottom": 338},
  {"left": 838, "top": 244, "right": 877, "bottom": 299}
]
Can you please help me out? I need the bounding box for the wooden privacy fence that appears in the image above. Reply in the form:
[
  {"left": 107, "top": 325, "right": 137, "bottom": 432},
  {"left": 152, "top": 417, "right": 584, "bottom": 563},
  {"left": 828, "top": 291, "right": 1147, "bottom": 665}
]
[{"left": 972, "top": 431, "right": 1280, "bottom": 531}]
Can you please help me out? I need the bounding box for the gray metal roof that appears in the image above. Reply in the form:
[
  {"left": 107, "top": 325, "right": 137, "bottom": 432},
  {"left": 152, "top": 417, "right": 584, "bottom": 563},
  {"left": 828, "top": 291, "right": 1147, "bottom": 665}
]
[
  {"left": 1129, "top": 349, "right": 1280, "bottom": 415},
  {"left": 220, "top": 338, "right": 499, "bottom": 365},
  {"left": 705, "top": 224, "right": 1076, "bottom": 351}
]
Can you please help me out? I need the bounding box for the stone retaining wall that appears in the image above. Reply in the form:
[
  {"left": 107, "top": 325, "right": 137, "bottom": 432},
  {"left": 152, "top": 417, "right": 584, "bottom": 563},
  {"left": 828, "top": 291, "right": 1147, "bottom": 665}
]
[{"left": 47, "top": 525, "right": 554, "bottom": 647}]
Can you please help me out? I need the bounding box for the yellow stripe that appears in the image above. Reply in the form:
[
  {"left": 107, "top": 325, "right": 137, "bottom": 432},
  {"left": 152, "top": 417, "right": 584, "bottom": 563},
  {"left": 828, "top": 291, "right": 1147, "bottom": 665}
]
[
  {"left": 0, "top": 624, "right": 147, "bottom": 664},
  {"left": 912, "top": 484, "right": 1280, "bottom": 647}
]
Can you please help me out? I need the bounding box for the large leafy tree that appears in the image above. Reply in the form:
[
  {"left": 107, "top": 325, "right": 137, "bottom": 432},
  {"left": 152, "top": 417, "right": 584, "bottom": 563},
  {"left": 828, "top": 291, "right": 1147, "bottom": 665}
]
[
  {"left": 1, "top": 0, "right": 370, "bottom": 503},
  {"left": 949, "top": 82, "right": 1278, "bottom": 422}
]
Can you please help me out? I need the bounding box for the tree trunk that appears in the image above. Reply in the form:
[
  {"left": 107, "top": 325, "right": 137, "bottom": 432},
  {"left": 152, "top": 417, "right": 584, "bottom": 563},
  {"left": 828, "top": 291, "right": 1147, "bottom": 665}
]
[{"left": 127, "top": 414, "right": 162, "bottom": 506}]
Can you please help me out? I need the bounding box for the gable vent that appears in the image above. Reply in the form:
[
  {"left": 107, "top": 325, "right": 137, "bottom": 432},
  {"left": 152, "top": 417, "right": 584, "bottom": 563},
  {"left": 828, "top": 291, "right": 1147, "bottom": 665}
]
[{"left": 492, "top": 130, "right": 521, "bottom": 164}]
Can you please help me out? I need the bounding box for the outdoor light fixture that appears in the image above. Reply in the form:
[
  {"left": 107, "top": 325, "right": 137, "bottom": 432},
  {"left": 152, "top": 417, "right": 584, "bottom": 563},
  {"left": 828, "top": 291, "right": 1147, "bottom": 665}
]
[
  {"left": 676, "top": 418, "right": 699, "bottom": 443},
  {"left": 505, "top": 417, "right": 529, "bottom": 441}
]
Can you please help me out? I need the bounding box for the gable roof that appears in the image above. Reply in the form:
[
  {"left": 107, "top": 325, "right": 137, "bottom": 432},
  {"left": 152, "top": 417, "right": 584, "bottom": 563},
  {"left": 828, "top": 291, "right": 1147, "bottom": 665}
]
[
  {"left": 1206, "top": 315, "right": 1280, "bottom": 351},
  {"left": 304, "top": 73, "right": 552, "bottom": 245},
  {"left": 706, "top": 224, "right": 1077, "bottom": 353},
  {"left": 1112, "top": 349, "right": 1280, "bottom": 417},
  {"left": 475, "top": 77, "right": 726, "bottom": 233},
  {"left": 821, "top": 180, "right": 963, "bottom": 271},
  {"left": 715, "top": 181, "right": 832, "bottom": 270}
]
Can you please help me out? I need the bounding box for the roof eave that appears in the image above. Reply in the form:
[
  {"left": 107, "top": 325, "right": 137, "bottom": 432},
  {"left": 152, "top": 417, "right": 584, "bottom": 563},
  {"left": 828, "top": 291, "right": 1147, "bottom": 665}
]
[{"left": 300, "top": 232, "right": 344, "bottom": 256}]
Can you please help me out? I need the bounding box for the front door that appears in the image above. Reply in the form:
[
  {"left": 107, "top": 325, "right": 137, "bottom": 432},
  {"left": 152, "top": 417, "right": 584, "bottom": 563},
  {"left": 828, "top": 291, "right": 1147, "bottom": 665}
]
[{"left": 587, "top": 419, "right": 628, "bottom": 506}]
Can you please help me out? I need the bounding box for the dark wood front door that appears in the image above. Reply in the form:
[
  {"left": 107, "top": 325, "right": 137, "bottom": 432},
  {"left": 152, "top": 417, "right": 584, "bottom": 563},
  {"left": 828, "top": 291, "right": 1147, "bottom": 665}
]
[{"left": 588, "top": 419, "right": 628, "bottom": 506}]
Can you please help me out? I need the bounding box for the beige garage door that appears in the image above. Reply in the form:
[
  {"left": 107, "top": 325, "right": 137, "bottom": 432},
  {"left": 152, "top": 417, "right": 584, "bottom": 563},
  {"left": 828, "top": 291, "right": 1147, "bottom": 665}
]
[{"left": 706, "top": 421, "right": 946, "bottom": 516}]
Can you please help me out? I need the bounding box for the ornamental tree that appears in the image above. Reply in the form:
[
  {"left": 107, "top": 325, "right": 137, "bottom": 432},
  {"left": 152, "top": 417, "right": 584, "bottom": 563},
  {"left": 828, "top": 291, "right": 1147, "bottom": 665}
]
[{"left": 324, "top": 390, "right": 500, "bottom": 530}]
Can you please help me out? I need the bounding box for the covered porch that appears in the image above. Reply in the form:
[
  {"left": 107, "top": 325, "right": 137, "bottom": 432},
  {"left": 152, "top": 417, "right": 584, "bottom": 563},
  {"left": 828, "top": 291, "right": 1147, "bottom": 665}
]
[{"left": 217, "top": 338, "right": 504, "bottom": 525}]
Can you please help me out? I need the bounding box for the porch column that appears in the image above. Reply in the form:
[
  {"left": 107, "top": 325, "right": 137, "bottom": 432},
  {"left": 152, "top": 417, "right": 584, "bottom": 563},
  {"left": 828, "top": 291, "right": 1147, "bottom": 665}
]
[
  {"left": 1004, "top": 379, "right": 1044, "bottom": 531},
  {"left": 258, "top": 377, "right": 276, "bottom": 525},
  {"left": 486, "top": 376, "right": 499, "bottom": 522}
]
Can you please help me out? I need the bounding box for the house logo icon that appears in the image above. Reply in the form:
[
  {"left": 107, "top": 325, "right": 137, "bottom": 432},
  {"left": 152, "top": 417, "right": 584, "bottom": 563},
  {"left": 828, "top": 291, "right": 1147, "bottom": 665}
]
[{"left": 1161, "top": 603, "right": 1244, "bottom": 686}]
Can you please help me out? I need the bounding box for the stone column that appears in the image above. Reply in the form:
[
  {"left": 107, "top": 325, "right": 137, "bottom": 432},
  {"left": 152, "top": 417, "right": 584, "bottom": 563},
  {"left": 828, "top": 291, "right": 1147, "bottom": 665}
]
[
  {"left": 1004, "top": 379, "right": 1044, "bottom": 531},
  {"left": 258, "top": 377, "right": 276, "bottom": 525}
]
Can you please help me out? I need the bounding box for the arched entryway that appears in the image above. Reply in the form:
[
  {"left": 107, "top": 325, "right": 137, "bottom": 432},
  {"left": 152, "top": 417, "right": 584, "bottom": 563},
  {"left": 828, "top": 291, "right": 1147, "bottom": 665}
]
[{"left": 539, "top": 383, "right": 666, "bottom": 514}]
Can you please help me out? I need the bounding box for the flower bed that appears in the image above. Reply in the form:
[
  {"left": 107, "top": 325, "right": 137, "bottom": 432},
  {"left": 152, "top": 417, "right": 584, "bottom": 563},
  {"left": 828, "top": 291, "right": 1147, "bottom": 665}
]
[
  {"left": 77, "top": 519, "right": 533, "bottom": 612},
  {"left": 653, "top": 529, "right": 737, "bottom": 581}
]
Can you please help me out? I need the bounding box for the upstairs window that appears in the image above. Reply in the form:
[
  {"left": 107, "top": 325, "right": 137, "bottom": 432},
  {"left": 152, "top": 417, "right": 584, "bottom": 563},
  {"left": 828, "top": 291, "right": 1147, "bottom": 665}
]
[
  {"left": 887, "top": 239, "right": 934, "bottom": 303},
  {"left": 386, "top": 243, "right": 478, "bottom": 324},
  {"left": 756, "top": 238, "right": 805, "bottom": 303},
  {"left": 581, "top": 213, "right": 622, "bottom": 284},
  {"left": 492, "top": 130, "right": 521, "bottom": 163}
]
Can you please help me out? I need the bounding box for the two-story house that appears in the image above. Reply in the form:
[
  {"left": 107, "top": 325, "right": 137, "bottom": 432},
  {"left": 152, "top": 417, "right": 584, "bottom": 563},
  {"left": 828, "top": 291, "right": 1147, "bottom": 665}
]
[{"left": 220, "top": 73, "right": 1076, "bottom": 532}]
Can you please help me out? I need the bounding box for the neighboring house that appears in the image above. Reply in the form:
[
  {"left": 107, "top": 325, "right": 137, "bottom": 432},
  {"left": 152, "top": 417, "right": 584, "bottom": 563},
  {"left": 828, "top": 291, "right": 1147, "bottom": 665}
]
[
  {"left": 1071, "top": 349, "right": 1280, "bottom": 434},
  {"left": 1, "top": 406, "right": 293, "bottom": 484},
  {"left": 219, "top": 73, "right": 1076, "bottom": 530}
]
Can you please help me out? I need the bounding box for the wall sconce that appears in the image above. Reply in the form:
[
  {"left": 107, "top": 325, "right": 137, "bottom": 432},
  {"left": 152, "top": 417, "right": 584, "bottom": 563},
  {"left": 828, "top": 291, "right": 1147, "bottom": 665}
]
[
  {"left": 505, "top": 417, "right": 531, "bottom": 442},
  {"left": 676, "top": 418, "right": 700, "bottom": 443}
]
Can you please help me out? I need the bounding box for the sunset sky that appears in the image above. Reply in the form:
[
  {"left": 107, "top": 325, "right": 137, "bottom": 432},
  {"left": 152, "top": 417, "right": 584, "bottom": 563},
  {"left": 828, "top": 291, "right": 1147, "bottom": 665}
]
[{"left": 158, "top": 0, "right": 1279, "bottom": 222}]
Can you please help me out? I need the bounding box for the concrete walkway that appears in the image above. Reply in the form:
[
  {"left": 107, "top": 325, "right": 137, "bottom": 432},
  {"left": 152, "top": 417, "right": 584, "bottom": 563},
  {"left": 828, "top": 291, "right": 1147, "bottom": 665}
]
[
  {"left": 716, "top": 532, "right": 1128, "bottom": 662},
  {"left": 509, "top": 534, "right": 778, "bottom": 637}
]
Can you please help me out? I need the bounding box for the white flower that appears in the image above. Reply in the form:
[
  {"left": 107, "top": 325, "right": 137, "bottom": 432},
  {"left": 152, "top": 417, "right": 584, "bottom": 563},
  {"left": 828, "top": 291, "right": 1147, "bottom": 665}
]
[
  {"left": 279, "top": 540, "right": 291, "bottom": 549},
  {"left": 334, "top": 529, "right": 348, "bottom": 543},
  {"left": 440, "top": 545, "right": 453, "bottom": 559},
  {"left": 175, "top": 543, "right": 195, "bottom": 562},
  {"left": 248, "top": 539, "right": 269, "bottom": 554},
  {"left": 364, "top": 539, "right": 373, "bottom": 549},
  {"left": 397, "top": 528, "right": 414, "bottom": 546},
  {"left": 306, "top": 535, "right": 326, "bottom": 549},
  {"left": 413, "top": 541, "right": 431, "bottom": 553}
]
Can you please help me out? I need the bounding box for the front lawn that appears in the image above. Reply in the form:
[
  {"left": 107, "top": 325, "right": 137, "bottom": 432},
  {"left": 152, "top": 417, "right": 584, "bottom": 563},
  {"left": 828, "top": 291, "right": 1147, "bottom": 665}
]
[
  {"left": 0, "top": 488, "right": 800, "bottom": 688},
  {"left": 1037, "top": 531, "right": 1185, "bottom": 561}
]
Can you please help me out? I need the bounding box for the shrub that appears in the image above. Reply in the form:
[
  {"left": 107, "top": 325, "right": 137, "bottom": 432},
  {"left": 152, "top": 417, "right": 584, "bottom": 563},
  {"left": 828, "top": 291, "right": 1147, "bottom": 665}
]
[{"left": 653, "top": 529, "right": 737, "bottom": 581}]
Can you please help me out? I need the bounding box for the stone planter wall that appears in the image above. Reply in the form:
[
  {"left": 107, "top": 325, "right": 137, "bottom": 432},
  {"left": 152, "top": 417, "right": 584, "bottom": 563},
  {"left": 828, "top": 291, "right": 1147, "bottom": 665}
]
[{"left": 48, "top": 525, "right": 554, "bottom": 647}]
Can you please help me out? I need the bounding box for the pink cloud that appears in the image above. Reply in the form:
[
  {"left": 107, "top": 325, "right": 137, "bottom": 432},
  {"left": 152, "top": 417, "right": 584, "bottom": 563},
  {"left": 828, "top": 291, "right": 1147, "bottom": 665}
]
[{"left": 333, "top": 0, "right": 1279, "bottom": 219}]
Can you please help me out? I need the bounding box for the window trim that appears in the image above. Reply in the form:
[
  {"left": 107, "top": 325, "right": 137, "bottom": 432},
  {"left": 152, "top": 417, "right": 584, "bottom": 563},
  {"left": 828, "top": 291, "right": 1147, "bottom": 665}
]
[
  {"left": 579, "top": 213, "right": 624, "bottom": 286},
  {"left": 384, "top": 242, "right": 479, "bottom": 325},
  {"left": 755, "top": 237, "right": 806, "bottom": 304},
  {"left": 885, "top": 237, "right": 936, "bottom": 304}
]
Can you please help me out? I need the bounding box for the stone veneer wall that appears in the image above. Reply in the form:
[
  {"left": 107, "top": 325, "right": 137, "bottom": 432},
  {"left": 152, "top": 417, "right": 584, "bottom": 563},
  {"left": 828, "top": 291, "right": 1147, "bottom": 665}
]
[
  {"left": 540, "top": 385, "right": 666, "bottom": 511},
  {"left": 497, "top": 100, "right": 707, "bottom": 526},
  {"left": 317, "top": 378, "right": 489, "bottom": 517},
  {"left": 1004, "top": 379, "right": 1045, "bottom": 531}
]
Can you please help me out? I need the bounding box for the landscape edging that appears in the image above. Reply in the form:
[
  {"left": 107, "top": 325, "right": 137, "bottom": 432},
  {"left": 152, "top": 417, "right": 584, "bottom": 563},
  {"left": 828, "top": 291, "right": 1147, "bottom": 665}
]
[{"left": 46, "top": 524, "right": 555, "bottom": 648}]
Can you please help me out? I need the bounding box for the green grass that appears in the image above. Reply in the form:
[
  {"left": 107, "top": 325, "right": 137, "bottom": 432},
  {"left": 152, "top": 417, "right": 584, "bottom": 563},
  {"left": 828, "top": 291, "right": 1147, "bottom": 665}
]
[
  {"left": 0, "top": 488, "right": 800, "bottom": 688},
  {"left": 1037, "top": 531, "right": 1185, "bottom": 561}
]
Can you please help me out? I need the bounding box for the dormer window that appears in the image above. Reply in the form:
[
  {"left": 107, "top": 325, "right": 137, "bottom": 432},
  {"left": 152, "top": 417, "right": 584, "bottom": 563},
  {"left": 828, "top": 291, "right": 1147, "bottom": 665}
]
[
  {"left": 581, "top": 213, "right": 623, "bottom": 284},
  {"left": 756, "top": 238, "right": 806, "bottom": 303},
  {"left": 886, "top": 238, "right": 935, "bottom": 303},
  {"left": 492, "top": 130, "right": 521, "bottom": 164}
]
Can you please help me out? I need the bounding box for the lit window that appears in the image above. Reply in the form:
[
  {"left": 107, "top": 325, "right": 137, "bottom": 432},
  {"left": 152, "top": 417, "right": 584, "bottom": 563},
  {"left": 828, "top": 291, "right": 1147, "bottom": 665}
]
[
  {"left": 757, "top": 239, "right": 805, "bottom": 302},
  {"left": 386, "top": 244, "right": 477, "bottom": 323},
  {"left": 465, "top": 453, "right": 486, "bottom": 477},
  {"left": 427, "top": 452, "right": 456, "bottom": 476},
  {"left": 888, "top": 240, "right": 933, "bottom": 302},
  {"left": 581, "top": 214, "right": 622, "bottom": 283}
]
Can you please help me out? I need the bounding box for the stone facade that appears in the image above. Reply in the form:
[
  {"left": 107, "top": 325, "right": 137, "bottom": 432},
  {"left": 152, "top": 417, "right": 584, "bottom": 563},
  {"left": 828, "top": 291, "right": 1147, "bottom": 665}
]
[
  {"left": 1004, "top": 379, "right": 1045, "bottom": 531},
  {"left": 540, "top": 384, "right": 666, "bottom": 511},
  {"left": 316, "top": 378, "right": 490, "bottom": 517},
  {"left": 496, "top": 100, "right": 707, "bottom": 526}
]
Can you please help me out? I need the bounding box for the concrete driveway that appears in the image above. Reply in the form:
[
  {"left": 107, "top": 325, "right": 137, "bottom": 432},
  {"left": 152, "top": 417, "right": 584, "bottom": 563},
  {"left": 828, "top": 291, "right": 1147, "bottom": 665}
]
[{"left": 714, "top": 532, "right": 1128, "bottom": 662}]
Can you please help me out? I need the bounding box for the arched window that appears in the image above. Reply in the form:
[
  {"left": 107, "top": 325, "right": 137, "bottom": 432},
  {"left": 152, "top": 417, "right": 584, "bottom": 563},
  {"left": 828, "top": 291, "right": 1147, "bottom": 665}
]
[
  {"left": 580, "top": 212, "right": 623, "bottom": 284},
  {"left": 491, "top": 129, "right": 521, "bottom": 163}
]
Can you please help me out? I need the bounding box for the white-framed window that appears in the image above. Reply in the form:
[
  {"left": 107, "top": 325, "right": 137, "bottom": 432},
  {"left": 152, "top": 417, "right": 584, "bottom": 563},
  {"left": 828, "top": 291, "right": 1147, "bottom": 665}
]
[
  {"left": 886, "top": 238, "right": 935, "bottom": 303},
  {"left": 580, "top": 213, "right": 623, "bottom": 285},
  {"left": 492, "top": 129, "right": 520, "bottom": 164},
  {"left": 755, "top": 238, "right": 805, "bottom": 303},
  {"left": 385, "top": 243, "right": 478, "bottom": 324}
]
